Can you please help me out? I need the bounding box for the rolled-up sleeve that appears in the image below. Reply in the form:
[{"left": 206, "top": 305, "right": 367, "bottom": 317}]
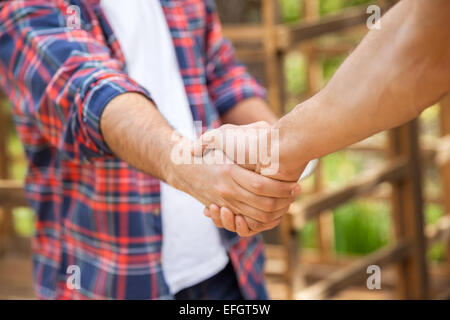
[
  {"left": 0, "top": 1, "right": 152, "bottom": 162},
  {"left": 204, "top": 0, "right": 266, "bottom": 116}
]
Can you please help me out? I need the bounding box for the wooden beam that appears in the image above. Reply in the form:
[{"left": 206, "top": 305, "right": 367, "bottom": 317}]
[
  {"left": 222, "top": 24, "right": 264, "bottom": 46},
  {"left": 310, "top": 42, "right": 354, "bottom": 57},
  {"left": 0, "top": 99, "right": 13, "bottom": 255},
  {"left": 439, "top": 94, "right": 450, "bottom": 279},
  {"left": 426, "top": 216, "right": 450, "bottom": 246},
  {"left": 223, "top": 2, "right": 393, "bottom": 52},
  {"left": 346, "top": 140, "right": 437, "bottom": 159},
  {"left": 0, "top": 180, "right": 28, "bottom": 208},
  {"left": 233, "top": 48, "right": 266, "bottom": 62},
  {"left": 262, "top": 0, "right": 285, "bottom": 114},
  {"left": 277, "top": 2, "right": 392, "bottom": 51},
  {"left": 289, "top": 157, "right": 408, "bottom": 228},
  {"left": 295, "top": 241, "right": 412, "bottom": 300},
  {"left": 388, "top": 121, "right": 428, "bottom": 299}
]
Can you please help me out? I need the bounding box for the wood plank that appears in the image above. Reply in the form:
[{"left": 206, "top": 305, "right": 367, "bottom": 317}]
[
  {"left": 310, "top": 42, "right": 354, "bottom": 57},
  {"left": 0, "top": 100, "right": 13, "bottom": 254},
  {"left": 303, "top": 0, "right": 336, "bottom": 264},
  {"left": 388, "top": 121, "right": 428, "bottom": 299},
  {"left": 0, "top": 180, "right": 28, "bottom": 208},
  {"left": 223, "top": 24, "right": 264, "bottom": 46},
  {"left": 277, "top": 2, "right": 392, "bottom": 50},
  {"left": 289, "top": 157, "right": 408, "bottom": 228},
  {"left": 295, "top": 241, "right": 412, "bottom": 300},
  {"left": 0, "top": 253, "right": 35, "bottom": 299},
  {"left": 262, "top": 0, "right": 284, "bottom": 114},
  {"left": 222, "top": 2, "right": 393, "bottom": 52},
  {"left": 346, "top": 140, "right": 437, "bottom": 161},
  {"left": 426, "top": 216, "right": 450, "bottom": 246},
  {"left": 261, "top": 0, "right": 293, "bottom": 297},
  {"left": 439, "top": 94, "right": 450, "bottom": 280}
]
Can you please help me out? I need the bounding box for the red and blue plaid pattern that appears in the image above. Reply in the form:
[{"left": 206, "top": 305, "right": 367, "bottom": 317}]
[{"left": 0, "top": 0, "right": 267, "bottom": 299}]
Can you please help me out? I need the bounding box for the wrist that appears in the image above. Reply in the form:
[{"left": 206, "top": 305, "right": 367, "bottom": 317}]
[
  {"left": 274, "top": 98, "right": 320, "bottom": 180},
  {"left": 163, "top": 136, "right": 198, "bottom": 193}
]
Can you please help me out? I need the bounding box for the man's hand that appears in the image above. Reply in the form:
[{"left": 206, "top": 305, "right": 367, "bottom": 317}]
[
  {"left": 193, "top": 121, "right": 307, "bottom": 182},
  {"left": 192, "top": 122, "right": 306, "bottom": 236},
  {"left": 171, "top": 148, "right": 300, "bottom": 229}
]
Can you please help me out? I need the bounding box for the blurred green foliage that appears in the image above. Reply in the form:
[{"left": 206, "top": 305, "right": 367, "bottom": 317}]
[
  {"left": 280, "top": 0, "right": 374, "bottom": 23},
  {"left": 319, "top": 0, "right": 374, "bottom": 16},
  {"left": 333, "top": 200, "right": 391, "bottom": 255}
]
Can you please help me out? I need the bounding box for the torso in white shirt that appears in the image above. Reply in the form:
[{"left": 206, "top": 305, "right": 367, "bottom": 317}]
[{"left": 100, "top": 0, "right": 228, "bottom": 295}]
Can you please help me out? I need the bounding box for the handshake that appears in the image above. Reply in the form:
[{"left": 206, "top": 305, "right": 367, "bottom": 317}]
[{"left": 171, "top": 120, "right": 317, "bottom": 237}]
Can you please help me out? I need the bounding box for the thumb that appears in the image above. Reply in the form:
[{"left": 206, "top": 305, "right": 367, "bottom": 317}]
[{"left": 191, "top": 127, "right": 225, "bottom": 157}]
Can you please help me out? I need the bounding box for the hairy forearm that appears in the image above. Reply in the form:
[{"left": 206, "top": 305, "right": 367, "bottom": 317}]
[
  {"left": 277, "top": 0, "right": 450, "bottom": 170},
  {"left": 221, "top": 97, "right": 277, "bottom": 125},
  {"left": 100, "top": 92, "right": 182, "bottom": 184}
]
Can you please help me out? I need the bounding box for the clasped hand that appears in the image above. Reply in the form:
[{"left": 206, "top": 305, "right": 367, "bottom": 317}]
[{"left": 190, "top": 121, "right": 306, "bottom": 237}]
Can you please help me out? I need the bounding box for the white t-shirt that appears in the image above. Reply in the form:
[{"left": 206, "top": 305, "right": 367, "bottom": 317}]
[{"left": 100, "top": 0, "right": 228, "bottom": 295}]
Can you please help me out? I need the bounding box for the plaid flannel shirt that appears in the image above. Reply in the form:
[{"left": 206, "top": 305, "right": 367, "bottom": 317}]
[{"left": 0, "top": 0, "right": 268, "bottom": 299}]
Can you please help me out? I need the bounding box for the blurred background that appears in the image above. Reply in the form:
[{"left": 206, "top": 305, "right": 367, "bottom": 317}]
[{"left": 0, "top": 0, "right": 449, "bottom": 299}]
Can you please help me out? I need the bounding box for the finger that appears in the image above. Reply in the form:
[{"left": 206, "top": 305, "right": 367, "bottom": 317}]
[
  {"left": 208, "top": 204, "right": 223, "bottom": 228},
  {"left": 208, "top": 204, "right": 221, "bottom": 220},
  {"left": 192, "top": 125, "right": 235, "bottom": 157},
  {"left": 212, "top": 217, "right": 224, "bottom": 228},
  {"left": 220, "top": 207, "right": 236, "bottom": 232},
  {"left": 191, "top": 130, "right": 216, "bottom": 157},
  {"left": 231, "top": 182, "right": 296, "bottom": 212},
  {"left": 228, "top": 200, "right": 291, "bottom": 223},
  {"left": 245, "top": 216, "right": 281, "bottom": 233},
  {"left": 204, "top": 207, "right": 210, "bottom": 217},
  {"left": 235, "top": 215, "right": 257, "bottom": 237},
  {"left": 230, "top": 165, "right": 299, "bottom": 198}
]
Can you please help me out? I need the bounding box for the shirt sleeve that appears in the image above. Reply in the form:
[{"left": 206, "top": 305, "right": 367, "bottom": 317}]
[
  {"left": 204, "top": 0, "right": 266, "bottom": 116},
  {"left": 0, "top": 1, "right": 152, "bottom": 163}
]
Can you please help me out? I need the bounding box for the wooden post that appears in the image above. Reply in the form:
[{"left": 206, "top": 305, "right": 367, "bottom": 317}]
[
  {"left": 439, "top": 94, "right": 450, "bottom": 279},
  {"left": 0, "top": 95, "right": 13, "bottom": 255},
  {"left": 388, "top": 121, "right": 428, "bottom": 299},
  {"left": 262, "top": 0, "right": 285, "bottom": 114},
  {"left": 303, "top": 0, "right": 320, "bottom": 22},
  {"left": 302, "top": 0, "right": 335, "bottom": 263}
]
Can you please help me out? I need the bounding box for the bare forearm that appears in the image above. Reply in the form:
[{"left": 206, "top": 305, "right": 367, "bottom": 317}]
[
  {"left": 278, "top": 0, "right": 450, "bottom": 170},
  {"left": 100, "top": 92, "right": 181, "bottom": 184}
]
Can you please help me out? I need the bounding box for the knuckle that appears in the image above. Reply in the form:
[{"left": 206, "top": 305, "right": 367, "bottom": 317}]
[
  {"left": 261, "top": 213, "right": 272, "bottom": 224},
  {"left": 249, "top": 219, "right": 264, "bottom": 230},
  {"left": 217, "top": 185, "right": 231, "bottom": 198},
  {"left": 264, "top": 198, "right": 277, "bottom": 212},
  {"left": 252, "top": 180, "right": 264, "bottom": 192}
]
